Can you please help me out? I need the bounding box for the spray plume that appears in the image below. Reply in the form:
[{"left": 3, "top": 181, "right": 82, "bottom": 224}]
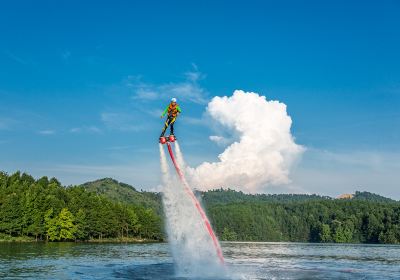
[
  {"left": 174, "top": 141, "right": 186, "bottom": 168},
  {"left": 160, "top": 144, "right": 226, "bottom": 278}
]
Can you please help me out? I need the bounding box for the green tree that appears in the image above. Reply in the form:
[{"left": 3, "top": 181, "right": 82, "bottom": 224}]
[
  {"left": 221, "top": 227, "right": 237, "bottom": 241},
  {"left": 378, "top": 225, "right": 399, "bottom": 244},
  {"left": 58, "top": 208, "right": 76, "bottom": 241},
  {"left": 319, "top": 224, "right": 331, "bottom": 242},
  {"left": 74, "top": 209, "right": 88, "bottom": 240},
  {"left": 332, "top": 220, "right": 347, "bottom": 243},
  {"left": 44, "top": 208, "right": 59, "bottom": 241}
]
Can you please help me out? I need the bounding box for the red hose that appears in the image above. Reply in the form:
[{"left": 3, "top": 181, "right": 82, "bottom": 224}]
[{"left": 166, "top": 142, "right": 225, "bottom": 264}]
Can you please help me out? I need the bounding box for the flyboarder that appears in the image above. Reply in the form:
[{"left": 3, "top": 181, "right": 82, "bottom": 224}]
[{"left": 160, "top": 98, "right": 181, "bottom": 141}]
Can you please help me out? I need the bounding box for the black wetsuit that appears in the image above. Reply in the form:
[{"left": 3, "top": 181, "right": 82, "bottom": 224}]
[{"left": 160, "top": 115, "right": 176, "bottom": 137}]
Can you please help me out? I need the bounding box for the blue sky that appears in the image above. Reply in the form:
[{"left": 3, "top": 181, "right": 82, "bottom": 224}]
[{"left": 0, "top": 1, "right": 399, "bottom": 198}]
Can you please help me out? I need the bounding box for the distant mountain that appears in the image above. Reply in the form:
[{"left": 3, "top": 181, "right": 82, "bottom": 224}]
[
  {"left": 198, "top": 188, "right": 333, "bottom": 207},
  {"left": 79, "top": 180, "right": 397, "bottom": 210},
  {"left": 80, "top": 178, "right": 162, "bottom": 213},
  {"left": 352, "top": 191, "right": 396, "bottom": 203},
  {"left": 199, "top": 189, "right": 397, "bottom": 206}
]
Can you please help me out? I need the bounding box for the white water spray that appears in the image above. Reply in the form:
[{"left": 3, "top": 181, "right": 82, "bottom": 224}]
[
  {"left": 159, "top": 144, "right": 171, "bottom": 182},
  {"left": 174, "top": 141, "right": 186, "bottom": 169},
  {"left": 160, "top": 143, "right": 226, "bottom": 278}
]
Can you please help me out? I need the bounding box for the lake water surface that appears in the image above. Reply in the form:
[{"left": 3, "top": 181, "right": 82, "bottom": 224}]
[{"left": 0, "top": 242, "right": 399, "bottom": 279}]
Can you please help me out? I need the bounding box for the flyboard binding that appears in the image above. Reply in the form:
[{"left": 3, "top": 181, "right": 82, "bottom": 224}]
[{"left": 159, "top": 135, "right": 176, "bottom": 144}]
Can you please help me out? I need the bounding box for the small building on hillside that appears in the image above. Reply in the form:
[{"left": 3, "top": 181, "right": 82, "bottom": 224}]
[{"left": 337, "top": 193, "right": 354, "bottom": 199}]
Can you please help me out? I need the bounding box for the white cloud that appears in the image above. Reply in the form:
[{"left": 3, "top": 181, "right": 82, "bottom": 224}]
[
  {"left": 38, "top": 130, "right": 55, "bottom": 135},
  {"left": 99, "top": 66, "right": 208, "bottom": 136},
  {"left": 160, "top": 81, "right": 208, "bottom": 104},
  {"left": 187, "top": 90, "right": 305, "bottom": 193},
  {"left": 184, "top": 63, "right": 205, "bottom": 82},
  {"left": 3, "top": 50, "right": 28, "bottom": 65},
  {"left": 185, "top": 71, "right": 202, "bottom": 82},
  {"left": 127, "top": 67, "right": 208, "bottom": 104},
  {"left": 147, "top": 109, "right": 164, "bottom": 118},
  {"left": 181, "top": 116, "right": 206, "bottom": 126},
  {"left": 88, "top": 126, "right": 101, "bottom": 133},
  {"left": 133, "top": 88, "right": 159, "bottom": 100},
  {"left": 69, "top": 127, "right": 81, "bottom": 133},
  {"left": 69, "top": 126, "right": 102, "bottom": 134},
  {"left": 209, "top": 135, "right": 230, "bottom": 146},
  {"left": 106, "top": 145, "right": 134, "bottom": 151}
]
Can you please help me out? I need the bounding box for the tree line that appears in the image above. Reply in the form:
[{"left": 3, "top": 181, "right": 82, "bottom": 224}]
[
  {"left": 1, "top": 171, "right": 399, "bottom": 244},
  {"left": 205, "top": 196, "right": 400, "bottom": 244},
  {"left": 0, "top": 171, "right": 162, "bottom": 241}
]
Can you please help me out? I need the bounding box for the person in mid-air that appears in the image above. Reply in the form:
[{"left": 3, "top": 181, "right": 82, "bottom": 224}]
[{"left": 160, "top": 98, "right": 182, "bottom": 138}]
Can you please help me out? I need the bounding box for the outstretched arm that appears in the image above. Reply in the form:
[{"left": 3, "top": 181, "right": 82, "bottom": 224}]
[{"left": 161, "top": 106, "right": 169, "bottom": 118}]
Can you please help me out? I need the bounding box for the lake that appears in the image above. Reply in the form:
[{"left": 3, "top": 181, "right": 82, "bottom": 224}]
[{"left": 0, "top": 242, "right": 399, "bottom": 279}]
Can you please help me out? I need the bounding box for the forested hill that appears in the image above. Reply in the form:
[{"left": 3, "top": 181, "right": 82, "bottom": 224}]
[
  {"left": 199, "top": 189, "right": 398, "bottom": 206},
  {"left": 0, "top": 172, "right": 163, "bottom": 242},
  {"left": 53, "top": 178, "right": 400, "bottom": 244},
  {"left": 80, "top": 180, "right": 397, "bottom": 208},
  {"left": 1, "top": 171, "right": 399, "bottom": 244},
  {"left": 352, "top": 191, "right": 396, "bottom": 203},
  {"left": 201, "top": 190, "right": 399, "bottom": 244},
  {"left": 199, "top": 189, "right": 333, "bottom": 206},
  {"left": 80, "top": 178, "right": 162, "bottom": 213}
]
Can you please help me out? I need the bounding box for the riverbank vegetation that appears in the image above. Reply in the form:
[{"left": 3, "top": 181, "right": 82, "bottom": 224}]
[
  {"left": 206, "top": 193, "right": 400, "bottom": 243},
  {"left": 0, "top": 172, "right": 162, "bottom": 242},
  {"left": 203, "top": 189, "right": 400, "bottom": 243},
  {"left": 1, "top": 171, "right": 399, "bottom": 244}
]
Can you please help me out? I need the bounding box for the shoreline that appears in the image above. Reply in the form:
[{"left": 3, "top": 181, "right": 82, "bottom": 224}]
[
  {"left": 0, "top": 236, "right": 163, "bottom": 243},
  {"left": 1, "top": 237, "right": 399, "bottom": 246}
]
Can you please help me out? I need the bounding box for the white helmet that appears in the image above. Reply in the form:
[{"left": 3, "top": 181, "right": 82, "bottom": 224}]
[{"left": 171, "top": 97, "right": 177, "bottom": 102}]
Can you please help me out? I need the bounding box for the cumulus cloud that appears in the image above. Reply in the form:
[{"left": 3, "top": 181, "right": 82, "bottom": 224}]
[
  {"left": 209, "top": 135, "right": 230, "bottom": 146},
  {"left": 187, "top": 90, "right": 305, "bottom": 193}
]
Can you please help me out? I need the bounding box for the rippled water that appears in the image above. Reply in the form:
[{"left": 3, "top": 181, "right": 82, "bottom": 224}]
[{"left": 0, "top": 242, "right": 399, "bottom": 279}]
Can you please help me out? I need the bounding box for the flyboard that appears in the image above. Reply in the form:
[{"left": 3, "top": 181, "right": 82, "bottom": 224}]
[{"left": 160, "top": 135, "right": 225, "bottom": 264}]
